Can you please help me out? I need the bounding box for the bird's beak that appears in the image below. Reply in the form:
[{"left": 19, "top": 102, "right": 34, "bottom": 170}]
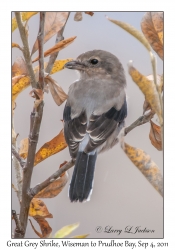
[{"left": 64, "top": 60, "right": 85, "bottom": 70}]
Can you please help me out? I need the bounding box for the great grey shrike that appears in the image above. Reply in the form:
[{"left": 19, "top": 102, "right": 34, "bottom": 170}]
[{"left": 63, "top": 50, "right": 127, "bottom": 202}]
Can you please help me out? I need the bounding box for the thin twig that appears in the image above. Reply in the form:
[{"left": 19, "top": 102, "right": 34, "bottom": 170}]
[
  {"left": 15, "top": 12, "right": 37, "bottom": 89},
  {"left": 14, "top": 12, "right": 45, "bottom": 239},
  {"left": 38, "top": 12, "right": 45, "bottom": 90},
  {"left": 12, "top": 210, "right": 23, "bottom": 237},
  {"left": 45, "top": 13, "right": 70, "bottom": 74},
  {"left": 124, "top": 111, "right": 154, "bottom": 136},
  {"left": 12, "top": 145, "right": 26, "bottom": 169},
  {"left": 30, "top": 159, "right": 75, "bottom": 197},
  {"left": 12, "top": 121, "right": 23, "bottom": 202}
]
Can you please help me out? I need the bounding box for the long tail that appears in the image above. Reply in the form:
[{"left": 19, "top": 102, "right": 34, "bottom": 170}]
[{"left": 69, "top": 151, "right": 97, "bottom": 202}]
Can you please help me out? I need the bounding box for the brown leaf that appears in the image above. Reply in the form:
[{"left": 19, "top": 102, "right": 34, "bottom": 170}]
[
  {"left": 29, "top": 219, "right": 43, "bottom": 238},
  {"left": 29, "top": 218, "right": 52, "bottom": 238},
  {"left": 121, "top": 140, "right": 163, "bottom": 196},
  {"left": 35, "top": 161, "right": 68, "bottom": 198},
  {"left": 46, "top": 76, "right": 67, "bottom": 106},
  {"left": 74, "top": 12, "right": 83, "bottom": 21},
  {"left": 149, "top": 120, "right": 162, "bottom": 151},
  {"left": 19, "top": 138, "right": 29, "bottom": 159},
  {"left": 29, "top": 198, "right": 53, "bottom": 218},
  {"left": 141, "top": 12, "right": 163, "bottom": 59},
  {"left": 34, "top": 129, "right": 67, "bottom": 166},
  {"left": 35, "top": 218, "right": 52, "bottom": 238},
  {"left": 12, "top": 57, "right": 28, "bottom": 77},
  {"left": 32, "top": 36, "right": 76, "bottom": 63},
  {"left": 85, "top": 12, "right": 94, "bottom": 16},
  {"left": 31, "top": 12, "right": 69, "bottom": 55},
  {"left": 29, "top": 89, "right": 44, "bottom": 108}
]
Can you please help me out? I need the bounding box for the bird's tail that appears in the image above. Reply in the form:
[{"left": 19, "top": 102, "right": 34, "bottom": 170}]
[{"left": 69, "top": 151, "right": 97, "bottom": 202}]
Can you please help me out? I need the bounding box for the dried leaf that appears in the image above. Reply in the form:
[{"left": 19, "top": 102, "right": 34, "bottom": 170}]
[
  {"left": 72, "top": 234, "right": 89, "bottom": 238},
  {"left": 107, "top": 17, "right": 151, "bottom": 52},
  {"left": 143, "top": 74, "right": 162, "bottom": 114},
  {"left": 29, "top": 219, "right": 43, "bottom": 238},
  {"left": 54, "top": 223, "right": 79, "bottom": 238},
  {"left": 149, "top": 120, "right": 162, "bottom": 151},
  {"left": 12, "top": 42, "right": 22, "bottom": 50},
  {"left": 29, "top": 198, "right": 53, "bottom": 218},
  {"left": 74, "top": 12, "right": 83, "bottom": 21},
  {"left": 12, "top": 12, "right": 38, "bottom": 32},
  {"left": 32, "top": 36, "right": 76, "bottom": 63},
  {"left": 35, "top": 218, "right": 52, "bottom": 238},
  {"left": 29, "top": 89, "right": 44, "bottom": 108},
  {"left": 34, "top": 129, "right": 67, "bottom": 166},
  {"left": 12, "top": 57, "right": 28, "bottom": 77},
  {"left": 46, "top": 76, "right": 67, "bottom": 106},
  {"left": 35, "top": 161, "right": 68, "bottom": 198},
  {"left": 19, "top": 138, "right": 29, "bottom": 159},
  {"left": 85, "top": 12, "right": 94, "bottom": 16},
  {"left": 141, "top": 12, "right": 163, "bottom": 59},
  {"left": 121, "top": 141, "right": 163, "bottom": 196},
  {"left": 128, "top": 63, "right": 162, "bottom": 125},
  {"left": 31, "top": 12, "right": 69, "bottom": 55}
]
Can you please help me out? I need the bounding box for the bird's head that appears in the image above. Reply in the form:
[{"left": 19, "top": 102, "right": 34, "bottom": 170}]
[{"left": 64, "top": 50, "right": 126, "bottom": 83}]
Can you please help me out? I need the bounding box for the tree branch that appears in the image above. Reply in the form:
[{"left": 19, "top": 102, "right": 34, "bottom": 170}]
[
  {"left": 38, "top": 12, "right": 45, "bottom": 90},
  {"left": 30, "top": 159, "right": 75, "bottom": 197},
  {"left": 12, "top": 210, "right": 23, "bottom": 238},
  {"left": 45, "top": 12, "right": 70, "bottom": 74},
  {"left": 12, "top": 145, "right": 26, "bottom": 169},
  {"left": 124, "top": 111, "right": 154, "bottom": 136},
  {"left": 15, "top": 12, "right": 37, "bottom": 89},
  {"left": 14, "top": 12, "right": 45, "bottom": 239}
]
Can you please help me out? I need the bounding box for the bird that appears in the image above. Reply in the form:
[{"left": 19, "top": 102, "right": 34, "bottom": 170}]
[{"left": 63, "top": 50, "right": 127, "bottom": 202}]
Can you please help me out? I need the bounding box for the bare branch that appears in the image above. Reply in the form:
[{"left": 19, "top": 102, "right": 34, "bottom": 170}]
[
  {"left": 38, "top": 12, "right": 45, "bottom": 89},
  {"left": 30, "top": 159, "right": 75, "bottom": 197},
  {"left": 12, "top": 145, "right": 26, "bottom": 169},
  {"left": 124, "top": 111, "right": 154, "bottom": 136},
  {"left": 12, "top": 210, "right": 23, "bottom": 237},
  {"left": 14, "top": 12, "right": 45, "bottom": 239},
  {"left": 45, "top": 13, "right": 70, "bottom": 74}
]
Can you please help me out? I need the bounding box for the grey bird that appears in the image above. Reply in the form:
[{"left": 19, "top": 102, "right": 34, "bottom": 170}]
[{"left": 63, "top": 50, "right": 127, "bottom": 202}]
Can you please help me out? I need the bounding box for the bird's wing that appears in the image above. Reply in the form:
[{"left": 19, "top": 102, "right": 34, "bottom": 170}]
[
  {"left": 63, "top": 104, "right": 87, "bottom": 159},
  {"left": 85, "top": 99, "right": 127, "bottom": 153}
]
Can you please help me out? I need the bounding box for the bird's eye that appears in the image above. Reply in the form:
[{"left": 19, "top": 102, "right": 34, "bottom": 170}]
[{"left": 90, "top": 59, "right": 98, "bottom": 65}]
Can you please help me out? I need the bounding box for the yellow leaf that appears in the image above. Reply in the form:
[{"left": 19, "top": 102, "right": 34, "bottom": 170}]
[
  {"left": 12, "top": 12, "right": 38, "bottom": 32},
  {"left": 107, "top": 17, "right": 152, "bottom": 52},
  {"left": 50, "top": 59, "right": 73, "bottom": 74},
  {"left": 72, "top": 234, "right": 89, "bottom": 238},
  {"left": 128, "top": 63, "right": 162, "bottom": 125},
  {"left": 29, "top": 198, "right": 53, "bottom": 218},
  {"left": 12, "top": 76, "right": 30, "bottom": 101},
  {"left": 34, "top": 129, "right": 67, "bottom": 166},
  {"left": 54, "top": 223, "right": 79, "bottom": 238},
  {"left": 19, "top": 138, "right": 29, "bottom": 159},
  {"left": 121, "top": 141, "right": 163, "bottom": 196},
  {"left": 149, "top": 120, "right": 162, "bottom": 151},
  {"left": 12, "top": 42, "right": 22, "bottom": 50},
  {"left": 33, "top": 59, "right": 73, "bottom": 75},
  {"left": 141, "top": 12, "right": 163, "bottom": 59},
  {"left": 32, "top": 36, "right": 76, "bottom": 63},
  {"left": 35, "top": 162, "right": 68, "bottom": 198}
]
